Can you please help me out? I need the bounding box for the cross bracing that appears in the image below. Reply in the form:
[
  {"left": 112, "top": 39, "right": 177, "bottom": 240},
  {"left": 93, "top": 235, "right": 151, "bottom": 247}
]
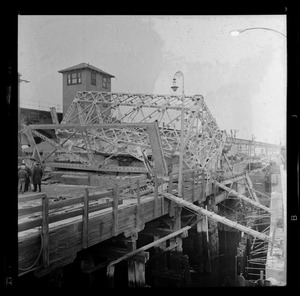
[{"left": 56, "top": 91, "right": 226, "bottom": 171}]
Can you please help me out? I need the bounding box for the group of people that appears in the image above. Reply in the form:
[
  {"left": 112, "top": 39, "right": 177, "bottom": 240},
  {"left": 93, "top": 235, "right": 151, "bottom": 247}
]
[{"left": 18, "top": 161, "right": 43, "bottom": 194}]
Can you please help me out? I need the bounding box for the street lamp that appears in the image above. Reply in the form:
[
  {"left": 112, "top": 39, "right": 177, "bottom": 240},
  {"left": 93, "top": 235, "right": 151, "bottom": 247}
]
[
  {"left": 230, "top": 27, "right": 286, "bottom": 38},
  {"left": 231, "top": 26, "right": 286, "bottom": 157},
  {"left": 171, "top": 71, "right": 185, "bottom": 197}
]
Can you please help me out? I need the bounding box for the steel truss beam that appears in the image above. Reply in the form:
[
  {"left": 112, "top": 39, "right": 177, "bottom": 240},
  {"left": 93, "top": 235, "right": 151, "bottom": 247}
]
[
  {"left": 227, "top": 137, "right": 281, "bottom": 149},
  {"left": 25, "top": 122, "right": 168, "bottom": 175},
  {"left": 53, "top": 91, "right": 226, "bottom": 172}
]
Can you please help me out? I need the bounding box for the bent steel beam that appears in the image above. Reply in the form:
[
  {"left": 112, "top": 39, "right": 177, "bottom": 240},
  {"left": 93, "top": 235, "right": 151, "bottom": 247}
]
[
  {"left": 212, "top": 180, "right": 271, "bottom": 213},
  {"left": 27, "top": 122, "right": 168, "bottom": 176},
  {"left": 163, "top": 192, "right": 271, "bottom": 242},
  {"left": 58, "top": 91, "right": 226, "bottom": 171}
]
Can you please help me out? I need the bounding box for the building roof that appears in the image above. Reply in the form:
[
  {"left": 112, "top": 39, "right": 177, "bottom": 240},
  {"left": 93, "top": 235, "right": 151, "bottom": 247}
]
[{"left": 58, "top": 63, "right": 115, "bottom": 78}]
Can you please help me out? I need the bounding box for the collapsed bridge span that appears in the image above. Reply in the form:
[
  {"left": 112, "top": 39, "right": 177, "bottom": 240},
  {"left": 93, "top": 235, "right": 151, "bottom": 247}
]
[
  {"left": 19, "top": 91, "right": 227, "bottom": 174},
  {"left": 17, "top": 90, "right": 279, "bottom": 287}
]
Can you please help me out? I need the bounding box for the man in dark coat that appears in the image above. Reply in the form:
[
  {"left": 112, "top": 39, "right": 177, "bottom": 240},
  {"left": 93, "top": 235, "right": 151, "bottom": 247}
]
[
  {"left": 18, "top": 165, "right": 28, "bottom": 194},
  {"left": 24, "top": 164, "right": 32, "bottom": 192},
  {"left": 32, "top": 162, "right": 43, "bottom": 192}
]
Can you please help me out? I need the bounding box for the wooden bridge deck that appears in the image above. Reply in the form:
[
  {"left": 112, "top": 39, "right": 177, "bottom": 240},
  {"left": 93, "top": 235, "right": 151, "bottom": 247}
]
[{"left": 18, "top": 171, "right": 246, "bottom": 277}]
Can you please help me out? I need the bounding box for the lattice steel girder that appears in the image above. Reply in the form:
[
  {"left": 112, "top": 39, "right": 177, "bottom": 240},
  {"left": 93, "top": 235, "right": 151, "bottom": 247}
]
[
  {"left": 28, "top": 122, "right": 168, "bottom": 176},
  {"left": 227, "top": 137, "right": 280, "bottom": 149},
  {"left": 58, "top": 91, "right": 227, "bottom": 171}
]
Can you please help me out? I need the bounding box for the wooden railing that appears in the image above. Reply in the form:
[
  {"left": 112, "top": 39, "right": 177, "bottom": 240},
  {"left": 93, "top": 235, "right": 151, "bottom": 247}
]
[
  {"left": 19, "top": 190, "right": 116, "bottom": 232},
  {"left": 168, "top": 168, "right": 207, "bottom": 200},
  {"left": 18, "top": 178, "right": 153, "bottom": 269}
]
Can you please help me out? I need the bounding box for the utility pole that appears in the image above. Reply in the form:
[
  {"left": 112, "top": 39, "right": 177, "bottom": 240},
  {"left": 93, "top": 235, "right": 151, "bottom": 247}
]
[
  {"left": 251, "top": 134, "right": 255, "bottom": 157},
  {"left": 18, "top": 73, "right": 30, "bottom": 132},
  {"left": 231, "top": 129, "right": 238, "bottom": 138}
]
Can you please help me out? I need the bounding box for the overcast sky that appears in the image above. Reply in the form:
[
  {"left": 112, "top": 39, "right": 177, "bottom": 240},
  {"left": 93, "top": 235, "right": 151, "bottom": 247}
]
[{"left": 18, "top": 15, "right": 286, "bottom": 145}]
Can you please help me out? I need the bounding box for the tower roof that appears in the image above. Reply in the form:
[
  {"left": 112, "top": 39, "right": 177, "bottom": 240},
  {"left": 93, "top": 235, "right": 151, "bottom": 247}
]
[{"left": 58, "top": 63, "right": 115, "bottom": 78}]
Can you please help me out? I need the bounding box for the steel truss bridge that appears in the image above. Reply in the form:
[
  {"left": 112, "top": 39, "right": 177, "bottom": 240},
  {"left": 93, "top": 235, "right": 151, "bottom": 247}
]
[{"left": 20, "top": 91, "right": 229, "bottom": 175}]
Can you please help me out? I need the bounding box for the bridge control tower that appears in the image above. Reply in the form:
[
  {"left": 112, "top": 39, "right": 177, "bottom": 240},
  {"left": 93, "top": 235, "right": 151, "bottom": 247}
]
[{"left": 58, "top": 63, "right": 115, "bottom": 115}]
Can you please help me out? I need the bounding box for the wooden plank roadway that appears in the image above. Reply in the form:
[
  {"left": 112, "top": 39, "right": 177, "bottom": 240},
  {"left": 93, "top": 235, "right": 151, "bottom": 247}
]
[{"left": 18, "top": 173, "right": 245, "bottom": 277}]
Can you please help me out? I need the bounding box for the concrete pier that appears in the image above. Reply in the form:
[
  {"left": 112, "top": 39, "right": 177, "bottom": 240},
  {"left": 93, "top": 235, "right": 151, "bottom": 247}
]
[{"left": 265, "top": 163, "right": 286, "bottom": 285}]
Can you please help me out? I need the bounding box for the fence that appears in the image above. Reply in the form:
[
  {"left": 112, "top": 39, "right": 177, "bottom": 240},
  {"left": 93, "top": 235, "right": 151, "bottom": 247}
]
[
  {"left": 168, "top": 168, "right": 207, "bottom": 201},
  {"left": 20, "top": 100, "right": 63, "bottom": 113},
  {"left": 18, "top": 178, "right": 153, "bottom": 269}
]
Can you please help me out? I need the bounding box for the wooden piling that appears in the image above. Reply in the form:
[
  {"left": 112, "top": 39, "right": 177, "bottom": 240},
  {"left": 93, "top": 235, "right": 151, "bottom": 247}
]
[
  {"left": 42, "top": 195, "right": 49, "bottom": 267},
  {"left": 127, "top": 253, "right": 148, "bottom": 287},
  {"left": 154, "top": 175, "right": 158, "bottom": 218},
  {"left": 182, "top": 255, "right": 192, "bottom": 286},
  {"left": 196, "top": 215, "right": 204, "bottom": 272},
  {"left": 127, "top": 233, "right": 137, "bottom": 287},
  {"left": 106, "top": 265, "right": 115, "bottom": 287},
  {"left": 133, "top": 258, "right": 147, "bottom": 287},
  {"left": 127, "top": 260, "right": 136, "bottom": 287},
  {"left": 112, "top": 184, "right": 119, "bottom": 236},
  {"left": 81, "top": 253, "right": 95, "bottom": 285},
  {"left": 82, "top": 188, "right": 89, "bottom": 249}
]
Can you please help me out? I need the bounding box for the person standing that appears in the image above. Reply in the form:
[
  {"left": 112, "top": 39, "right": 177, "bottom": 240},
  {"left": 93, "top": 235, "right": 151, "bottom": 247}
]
[
  {"left": 18, "top": 165, "right": 28, "bottom": 194},
  {"left": 24, "top": 164, "right": 32, "bottom": 192},
  {"left": 32, "top": 162, "right": 43, "bottom": 192}
]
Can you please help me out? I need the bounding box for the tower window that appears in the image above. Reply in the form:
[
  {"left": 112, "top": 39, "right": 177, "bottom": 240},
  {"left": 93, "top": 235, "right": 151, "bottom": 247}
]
[
  {"left": 102, "top": 76, "right": 108, "bottom": 89},
  {"left": 91, "top": 71, "right": 96, "bottom": 86},
  {"left": 67, "top": 71, "right": 82, "bottom": 85}
]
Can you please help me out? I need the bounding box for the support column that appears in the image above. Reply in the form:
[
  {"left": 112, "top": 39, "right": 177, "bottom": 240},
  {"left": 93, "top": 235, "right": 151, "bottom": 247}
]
[
  {"left": 196, "top": 215, "right": 204, "bottom": 272},
  {"left": 170, "top": 206, "right": 182, "bottom": 251},
  {"left": 125, "top": 233, "right": 137, "bottom": 287},
  {"left": 128, "top": 253, "right": 149, "bottom": 287},
  {"left": 107, "top": 265, "right": 115, "bottom": 287},
  {"left": 169, "top": 206, "right": 183, "bottom": 285},
  {"left": 46, "top": 267, "right": 64, "bottom": 287},
  {"left": 152, "top": 234, "right": 167, "bottom": 287},
  {"left": 196, "top": 214, "right": 211, "bottom": 272},
  {"left": 126, "top": 233, "right": 149, "bottom": 287},
  {"left": 81, "top": 253, "right": 95, "bottom": 285}
]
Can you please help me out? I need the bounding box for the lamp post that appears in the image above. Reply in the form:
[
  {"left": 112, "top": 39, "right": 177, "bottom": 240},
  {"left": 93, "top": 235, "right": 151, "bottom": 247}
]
[
  {"left": 230, "top": 27, "right": 286, "bottom": 38},
  {"left": 251, "top": 134, "right": 255, "bottom": 157},
  {"left": 231, "top": 26, "right": 286, "bottom": 158},
  {"left": 171, "top": 71, "right": 185, "bottom": 197}
]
